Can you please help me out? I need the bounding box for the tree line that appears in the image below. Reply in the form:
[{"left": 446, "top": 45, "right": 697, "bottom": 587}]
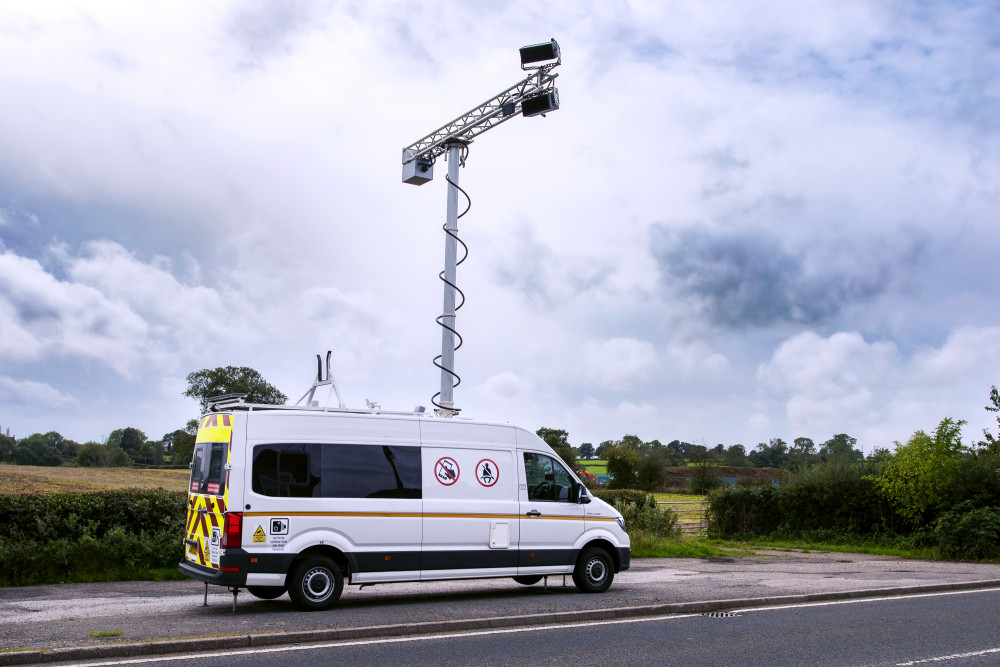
[
  {"left": 0, "top": 366, "right": 286, "bottom": 468},
  {"left": 710, "top": 387, "right": 1000, "bottom": 558}
]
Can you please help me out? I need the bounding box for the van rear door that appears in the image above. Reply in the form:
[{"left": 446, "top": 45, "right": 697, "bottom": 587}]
[{"left": 183, "top": 415, "right": 234, "bottom": 571}]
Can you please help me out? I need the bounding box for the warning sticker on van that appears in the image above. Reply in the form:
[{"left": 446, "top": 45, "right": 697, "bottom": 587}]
[
  {"left": 435, "top": 457, "right": 460, "bottom": 485},
  {"left": 476, "top": 459, "right": 498, "bottom": 487},
  {"left": 253, "top": 526, "right": 266, "bottom": 543}
]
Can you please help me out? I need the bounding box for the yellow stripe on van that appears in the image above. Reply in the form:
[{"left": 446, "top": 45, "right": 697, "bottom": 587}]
[{"left": 196, "top": 425, "right": 233, "bottom": 444}]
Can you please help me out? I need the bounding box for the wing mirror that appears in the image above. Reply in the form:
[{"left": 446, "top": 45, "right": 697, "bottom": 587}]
[{"left": 575, "top": 484, "right": 592, "bottom": 504}]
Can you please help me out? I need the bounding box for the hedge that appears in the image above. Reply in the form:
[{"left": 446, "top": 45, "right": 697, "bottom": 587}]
[{"left": 0, "top": 489, "right": 187, "bottom": 586}]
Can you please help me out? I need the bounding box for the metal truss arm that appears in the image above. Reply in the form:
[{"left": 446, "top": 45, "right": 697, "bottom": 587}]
[{"left": 402, "top": 68, "right": 558, "bottom": 166}]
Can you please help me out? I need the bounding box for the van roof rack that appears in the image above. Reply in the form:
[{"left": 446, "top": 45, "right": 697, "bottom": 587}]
[{"left": 206, "top": 393, "right": 248, "bottom": 409}]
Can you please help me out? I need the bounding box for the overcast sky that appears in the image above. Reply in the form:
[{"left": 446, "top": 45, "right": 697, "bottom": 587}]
[{"left": 1, "top": 1, "right": 998, "bottom": 453}]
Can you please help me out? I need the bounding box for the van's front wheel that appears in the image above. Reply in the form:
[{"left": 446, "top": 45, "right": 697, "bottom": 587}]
[
  {"left": 289, "top": 556, "right": 343, "bottom": 611},
  {"left": 573, "top": 547, "right": 614, "bottom": 593}
]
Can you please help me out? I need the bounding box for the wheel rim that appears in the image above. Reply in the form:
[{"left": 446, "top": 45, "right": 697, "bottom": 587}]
[
  {"left": 585, "top": 556, "right": 607, "bottom": 586},
  {"left": 301, "top": 566, "right": 334, "bottom": 602}
]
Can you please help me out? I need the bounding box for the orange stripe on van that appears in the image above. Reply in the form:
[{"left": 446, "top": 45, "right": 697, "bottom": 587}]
[{"left": 241, "top": 511, "right": 614, "bottom": 521}]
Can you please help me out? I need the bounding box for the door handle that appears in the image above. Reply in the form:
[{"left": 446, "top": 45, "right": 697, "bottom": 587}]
[{"left": 526, "top": 510, "right": 542, "bottom": 517}]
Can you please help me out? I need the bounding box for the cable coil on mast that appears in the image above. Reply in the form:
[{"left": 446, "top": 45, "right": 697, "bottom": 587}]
[{"left": 431, "top": 150, "right": 472, "bottom": 413}]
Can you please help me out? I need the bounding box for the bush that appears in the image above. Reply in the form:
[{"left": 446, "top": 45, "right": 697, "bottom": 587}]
[
  {"left": 707, "top": 484, "right": 781, "bottom": 537},
  {"left": 775, "top": 463, "right": 902, "bottom": 536},
  {"left": 592, "top": 488, "right": 657, "bottom": 509},
  {"left": 0, "top": 489, "right": 187, "bottom": 586},
  {"left": 591, "top": 488, "right": 679, "bottom": 537},
  {"left": 934, "top": 504, "right": 1000, "bottom": 560},
  {"left": 75, "top": 442, "right": 133, "bottom": 467}
]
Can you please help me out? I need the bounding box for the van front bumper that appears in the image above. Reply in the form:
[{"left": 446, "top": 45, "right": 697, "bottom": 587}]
[
  {"left": 178, "top": 549, "right": 249, "bottom": 587},
  {"left": 618, "top": 546, "right": 631, "bottom": 571}
]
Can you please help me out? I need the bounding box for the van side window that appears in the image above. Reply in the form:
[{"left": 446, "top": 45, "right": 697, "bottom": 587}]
[
  {"left": 323, "top": 445, "right": 421, "bottom": 499},
  {"left": 524, "top": 452, "right": 575, "bottom": 502},
  {"left": 252, "top": 444, "right": 421, "bottom": 499},
  {"left": 252, "top": 444, "right": 321, "bottom": 497}
]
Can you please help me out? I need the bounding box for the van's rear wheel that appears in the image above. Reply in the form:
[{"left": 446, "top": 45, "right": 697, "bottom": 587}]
[
  {"left": 512, "top": 575, "right": 543, "bottom": 585},
  {"left": 573, "top": 547, "right": 614, "bottom": 593},
  {"left": 247, "top": 586, "right": 286, "bottom": 600},
  {"left": 289, "top": 556, "right": 343, "bottom": 611}
]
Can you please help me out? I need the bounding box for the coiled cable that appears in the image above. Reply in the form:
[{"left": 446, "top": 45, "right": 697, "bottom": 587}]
[{"left": 431, "top": 169, "right": 472, "bottom": 413}]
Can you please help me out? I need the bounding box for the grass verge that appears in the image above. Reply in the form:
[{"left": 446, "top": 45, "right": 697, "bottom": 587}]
[
  {"left": 711, "top": 536, "right": 945, "bottom": 560},
  {"left": 629, "top": 531, "right": 738, "bottom": 558}
]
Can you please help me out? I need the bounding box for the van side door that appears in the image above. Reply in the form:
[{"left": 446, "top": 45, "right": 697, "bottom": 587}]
[{"left": 517, "top": 451, "right": 585, "bottom": 575}]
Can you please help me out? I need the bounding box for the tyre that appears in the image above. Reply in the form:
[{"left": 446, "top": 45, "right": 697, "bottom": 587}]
[
  {"left": 246, "top": 586, "right": 287, "bottom": 600},
  {"left": 288, "top": 556, "right": 344, "bottom": 611},
  {"left": 512, "top": 575, "right": 543, "bottom": 586},
  {"left": 572, "top": 547, "right": 614, "bottom": 593}
]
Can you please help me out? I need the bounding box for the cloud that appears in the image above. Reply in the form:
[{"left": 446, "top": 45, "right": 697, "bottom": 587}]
[
  {"left": 577, "top": 337, "right": 659, "bottom": 391},
  {"left": 226, "top": 0, "right": 325, "bottom": 71},
  {"left": 0, "top": 375, "right": 77, "bottom": 408},
  {"left": 473, "top": 371, "right": 532, "bottom": 402},
  {"left": 758, "top": 328, "right": 1000, "bottom": 448},
  {"left": 490, "top": 225, "right": 618, "bottom": 309},
  {"left": 758, "top": 331, "right": 898, "bottom": 431},
  {"left": 651, "top": 227, "right": 896, "bottom": 329}
]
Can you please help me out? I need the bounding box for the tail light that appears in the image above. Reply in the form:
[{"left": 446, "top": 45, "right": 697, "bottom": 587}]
[{"left": 222, "top": 512, "right": 242, "bottom": 549}]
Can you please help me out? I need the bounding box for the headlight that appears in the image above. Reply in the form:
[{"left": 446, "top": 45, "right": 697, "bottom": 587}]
[{"left": 616, "top": 517, "right": 626, "bottom": 532}]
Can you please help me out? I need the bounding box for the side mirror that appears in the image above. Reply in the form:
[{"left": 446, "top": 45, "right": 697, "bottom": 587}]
[{"left": 576, "top": 484, "right": 592, "bottom": 504}]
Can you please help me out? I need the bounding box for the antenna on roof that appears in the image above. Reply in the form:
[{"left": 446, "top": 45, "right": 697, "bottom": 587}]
[{"left": 295, "top": 351, "right": 346, "bottom": 409}]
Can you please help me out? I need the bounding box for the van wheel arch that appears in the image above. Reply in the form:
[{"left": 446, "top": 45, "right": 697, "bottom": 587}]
[
  {"left": 580, "top": 538, "right": 621, "bottom": 572},
  {"left": 290, "top": 545, "right": 350, "bottom": 582}
]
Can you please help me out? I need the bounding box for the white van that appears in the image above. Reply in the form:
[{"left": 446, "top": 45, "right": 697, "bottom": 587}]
[{"left": 179, "top": 399, "right": 631, "bottom": 610}]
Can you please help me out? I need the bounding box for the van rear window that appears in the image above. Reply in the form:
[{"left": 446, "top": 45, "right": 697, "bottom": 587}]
[
  {"left": 190, "top": 442, "right": 227, "bottom": 495},
  {"left": 252, "top": 443, "right": 421, "bottom": 499}
]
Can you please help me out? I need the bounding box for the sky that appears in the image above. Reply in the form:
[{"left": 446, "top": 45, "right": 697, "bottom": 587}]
[{"left": 0, "top": 0, "right": 998, "bottom": 453}]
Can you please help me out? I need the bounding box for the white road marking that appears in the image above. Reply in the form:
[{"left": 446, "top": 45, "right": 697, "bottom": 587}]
[
  {"left": 896, "top": 647, "right": 1000, "bottom": 665},
  {"left": 58, "top": 587, "right": 1000, "bottom": 666}
]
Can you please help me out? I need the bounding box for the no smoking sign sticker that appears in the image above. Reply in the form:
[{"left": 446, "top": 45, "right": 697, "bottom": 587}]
[{"left": 435, "top": 457, "right": 460, "bottom": 485}]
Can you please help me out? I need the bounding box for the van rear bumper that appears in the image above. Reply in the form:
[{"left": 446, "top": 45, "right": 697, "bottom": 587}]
[
  {"left": 618, "top": 546, "right": 631, "bottom": 571},
  {"left": 179, "top": 551, "right": 249, "bottom": 587}
]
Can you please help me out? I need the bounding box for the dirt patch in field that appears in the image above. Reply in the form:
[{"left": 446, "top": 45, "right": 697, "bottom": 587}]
[{"left": 0, "top": 464, "right": 190, "bottom": 494}]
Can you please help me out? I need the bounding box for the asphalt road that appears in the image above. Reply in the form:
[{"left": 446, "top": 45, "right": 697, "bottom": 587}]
[
  {"left": 2, "top": 551, "right": 999, "bottom": 664},
  {"left": 52, "top": 588, "right": 1000, "bottom": 666}
]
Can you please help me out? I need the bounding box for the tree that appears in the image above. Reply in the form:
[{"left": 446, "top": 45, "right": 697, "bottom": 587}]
[
  {"left": 0, "top": 434, "right": 15, "bottom": 463},
  {"left": 75, "top": 442, "right": 132, "bottom": 467},
  {"left": 636, "top": 448, "right": 669, "bottom": 491},
  {"left": 169, "top": 420, "right": 199, "bottom": 466},
  {"left": 12, "top": 434, "right": 63, "bottom": 466},
  {"left": 788, "top": 437, "right": 818, "bottom": 470},
  {"left": 578, "top": 442, "right": 596, "bottom": 459},
  {"left": 981, "top": 385, "right": 1000, "bottom": 450},
  {"left": 819, "top": 434, "right": 863, "bottom": 465},
  {"left": 869, "top": 418, "right": 967, "bottom": 525},
  {"left": 595, "top": 440, "right": 615, "bottom": 459},
  {"left": 687, "top": 444, "right": 720, "bottom": 493},
  {"left": 749, "top": 438, "right": 788, "bottom": 468},
  {"left": 606, "top": 444, "right": 640, "bottom": 489},
  {"left": 184, "top": 366, "right": 288, "bottom": 412},
  {"left": 620, "top": 434, "right": 643, "bottom": 450},
  {"left": 722, "top": 444, "right": 748, "bottom": 467},
  {"left": 107, "top": 427, "right": 148, "bottom": 458},
  {"left": 536, "top": 427, "right": 577, "bottom": 470}
]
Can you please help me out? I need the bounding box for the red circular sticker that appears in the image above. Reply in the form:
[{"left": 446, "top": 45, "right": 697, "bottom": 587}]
[
  {"left": 476, "top": 459, "right": 499, "bottom": 487},
  {"left": 434, "top": 457, "right": 460, "bottom": 485}
]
